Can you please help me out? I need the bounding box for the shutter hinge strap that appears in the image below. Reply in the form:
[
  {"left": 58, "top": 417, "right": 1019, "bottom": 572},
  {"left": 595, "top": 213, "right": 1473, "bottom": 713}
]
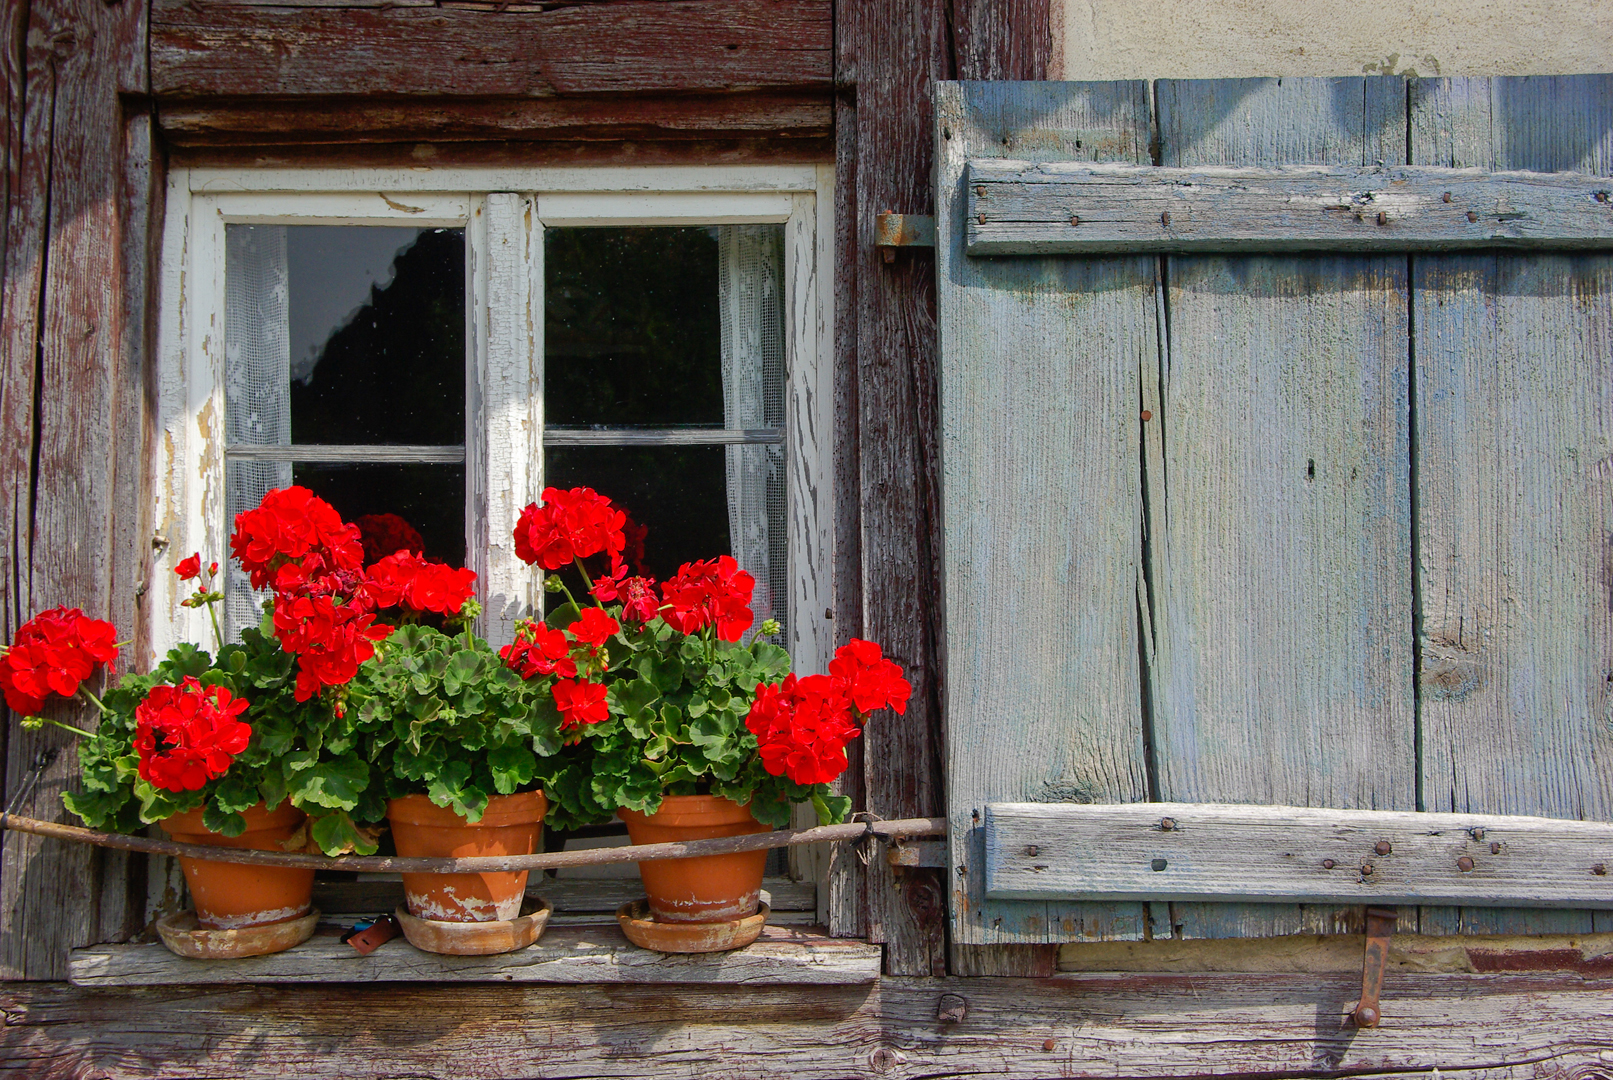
[
  {"left": 1353, "top": 906, "right": 1399, "bottom": 1027},
  {"left": 875, "top": 213, "right": 936, "bottom": 263}
]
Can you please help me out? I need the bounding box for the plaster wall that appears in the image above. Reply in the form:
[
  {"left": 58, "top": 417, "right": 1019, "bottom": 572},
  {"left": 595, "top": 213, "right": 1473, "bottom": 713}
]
[{"left": 1055, "top": 0, "right": 1613, "bottom": 80}]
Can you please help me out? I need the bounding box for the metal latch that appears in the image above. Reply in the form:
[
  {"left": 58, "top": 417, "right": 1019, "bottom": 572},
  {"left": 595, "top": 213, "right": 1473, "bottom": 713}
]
[
  {"left": 875, "top": 213, "right": 936, "bottom": 262},
  {"left": 1352, "top": 906, "right": 1398, "bottom": 1027},
  {"left": 886, "top": 839, "right": 947, "bottom": 867}
]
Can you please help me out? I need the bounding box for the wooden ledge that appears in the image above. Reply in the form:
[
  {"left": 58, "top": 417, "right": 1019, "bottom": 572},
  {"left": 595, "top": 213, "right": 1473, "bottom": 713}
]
[{"left": 69, "top": 923, "right": 880, "bottom": 987}]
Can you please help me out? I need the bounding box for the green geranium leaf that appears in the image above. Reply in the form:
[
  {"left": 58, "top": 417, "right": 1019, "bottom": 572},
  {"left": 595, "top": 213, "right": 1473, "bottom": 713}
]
[
  {"left": 201, "top": 801, "right": 248, "bottom": 837},
  {"left": 287, "top": 754, "right": 370, "bottom": 811},
  {"left": 310, "top": 810, "right": 378, "bottom": 856},
  {"left": 212, "top": 772, "right": 261, "bottom": 815},
  {"left": 488, "top": 744, "right": 537, "bottom": 796},
  {"left": 427, "top": 760, "right": 487, "bottom": 822}
]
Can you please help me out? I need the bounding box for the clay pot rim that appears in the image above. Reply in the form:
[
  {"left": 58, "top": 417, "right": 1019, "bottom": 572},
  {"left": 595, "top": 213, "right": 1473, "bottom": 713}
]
[
  {"left": 619, "top": 793, "right": 767, "bottom": 831},
  {"left": 387, "top": 789, "right": 547, "bottom": 828},
  {"left": 162, "top": 799, "right": 304, "bottom": 837}
]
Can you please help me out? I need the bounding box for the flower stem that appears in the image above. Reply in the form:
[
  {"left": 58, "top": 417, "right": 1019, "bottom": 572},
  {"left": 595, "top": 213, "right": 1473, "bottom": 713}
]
[
  {"left": 572, "top": 558, "right": 602, "bottom": 607},
  {"left": 207, "top": 599, "right": 224, "bottom": 655},
  {"left": 77, "top": 686, "right": 111, "bottom": 718},
  {"left": 32, "top": 714, "right": 96, "bottom": 739}
]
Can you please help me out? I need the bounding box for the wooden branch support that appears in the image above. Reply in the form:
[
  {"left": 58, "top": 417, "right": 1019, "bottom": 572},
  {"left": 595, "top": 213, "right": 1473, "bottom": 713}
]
[{"left": 0, "top": 812, "right": 945, "bottom": 873}]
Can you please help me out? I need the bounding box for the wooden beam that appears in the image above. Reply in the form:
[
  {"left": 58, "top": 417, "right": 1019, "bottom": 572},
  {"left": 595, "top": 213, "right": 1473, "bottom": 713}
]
[
  {"left": 986, "top": 803, "right": 1613, "bottom": 908},
  {"left": 70, "top": 923, "right": 882, "bottom": 987},
  {"left": 156, "top": 92, "right": 833, "bottom": 147},
  {"left": 151, "top": 0, "right": 831, "bottom": 99},
  {"left": 5, "top": 972, "right": 1613, "bottom": 1078},
  {"left": 965, "top": 162, "right": 1613, "bottom": 254}
]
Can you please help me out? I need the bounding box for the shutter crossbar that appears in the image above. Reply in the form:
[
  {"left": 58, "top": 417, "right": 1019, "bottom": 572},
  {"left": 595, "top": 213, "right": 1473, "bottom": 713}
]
[
  {"left": 966, "top": 162, "right": 1613, "bottom": 255},
  {"left": 985, "top": 803, "right": 1613, "bottom": 908}
]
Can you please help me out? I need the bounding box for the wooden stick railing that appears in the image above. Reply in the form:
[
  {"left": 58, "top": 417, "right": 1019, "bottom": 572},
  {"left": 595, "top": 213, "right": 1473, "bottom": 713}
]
[{"left": 0, "top": 812, "right": 947, "bottom": 873}]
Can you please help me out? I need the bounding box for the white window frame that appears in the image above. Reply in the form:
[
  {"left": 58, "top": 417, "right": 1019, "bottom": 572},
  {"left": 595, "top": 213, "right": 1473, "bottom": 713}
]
[{"left": 150, "top": 166, "right": 836, "bottom": 698}]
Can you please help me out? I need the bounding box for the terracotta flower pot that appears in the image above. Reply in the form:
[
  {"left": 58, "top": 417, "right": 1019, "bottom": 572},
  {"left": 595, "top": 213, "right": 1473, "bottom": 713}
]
[
  {"left": 618, "top": 794, "right": 771, "bottom": 923},
  {"left": 386, "top": 790, "right": 547, "bottom": 922},
  {"left": 162, "top": 801, "right": 315, "bottom": 930}
]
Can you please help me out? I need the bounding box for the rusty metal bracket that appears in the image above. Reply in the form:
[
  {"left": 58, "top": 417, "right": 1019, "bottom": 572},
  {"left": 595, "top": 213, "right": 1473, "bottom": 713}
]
[
  {"left": 875, "top": 212, "right": 936, "bottom": 262},
  {"left": 1353, "top": 906, "right": 1399, "bottom": 1027},
  {"left": 886, "top": 839, "right": 948, "bottom": 868}
]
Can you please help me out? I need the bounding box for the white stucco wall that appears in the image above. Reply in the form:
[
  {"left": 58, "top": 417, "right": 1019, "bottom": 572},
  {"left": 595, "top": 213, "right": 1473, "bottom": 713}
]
[{"left": 1055, "top": 0, "right": 1613, "bottom": 80}]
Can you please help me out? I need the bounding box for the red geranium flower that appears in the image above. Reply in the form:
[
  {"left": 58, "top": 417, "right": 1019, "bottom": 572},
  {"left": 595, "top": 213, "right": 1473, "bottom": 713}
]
[
  {"left": 355, "top": 513, "right": 426, "bottom": 564},
  {"left": 134, "top": 677, "right": 252, "bottom": 793},
  {"left": 745, "top": 673, "right": 860, "bottom": 786},
  {"left": 660, "top": 556, "right": 755, "bottom": 642},
  {"left": 552, "top": 678, "right": 610, "bottom": 730},
  {"left": 827, "top": 638, "right": 912, "bottom": 716},
  {"left": 567, "top": 607, "right": 620, "bottom": 651},
  {"left": 0, "top": 607, "right": 120, "bottom": 715},
  {"left": 365, "top": 552, "right": 475, "bottom": 616},
  {"left": 230, "top": 486, "right": 363, "bottom": 591},
  {"left": 512, "top": 487, "right": 627, "bottom": 570},
  {"left": 272, "top": 594, "right": 392, "bottom": 702},
  {"left": 175, "top": 553, "right": 203, "bottom": 581},
  {"left": 619, "top": 576, "right": 661, "bottom": 623},
  {"left": 500, "top": 621, "right": 578, "bottom": 679}
]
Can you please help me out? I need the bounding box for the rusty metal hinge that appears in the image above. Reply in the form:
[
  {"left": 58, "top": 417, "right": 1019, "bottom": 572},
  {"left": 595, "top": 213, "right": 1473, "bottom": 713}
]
[
  {"left": 1353, "top": 906, "right": 1399, "bottom": 1027},
  {"left": 875, "top": 213, "right": 936, "bottom": 263}
]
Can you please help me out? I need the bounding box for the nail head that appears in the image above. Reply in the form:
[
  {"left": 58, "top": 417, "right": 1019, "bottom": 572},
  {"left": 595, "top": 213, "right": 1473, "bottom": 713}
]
[
  {"left": 1151, "top": 858, "right": 1168, "bottom": 872},
  {"left": 1375, "top": 841, "right": 1392, "bottom": 856},
  {"left": 1361, "top": 863, "right": 1374, "bottom": 876},
  {"left": 1322, "top": 859, "right": 1336, "bottom": 869},
  {"left": 1490, "top": 842, "right": 1501, "bottom": 855},
  {"left": 1042, "top": 1039, "right": 1056, "bottom": 1052},
  {"left": 1158, "top": 816, "right": 1174, "bottom": 830},
  {"left": 1069, "top": 215, "right": 1080, "bottom": 227},
  {"left": 1457, "top": 856, "right": 1475, "bottom": 872}
]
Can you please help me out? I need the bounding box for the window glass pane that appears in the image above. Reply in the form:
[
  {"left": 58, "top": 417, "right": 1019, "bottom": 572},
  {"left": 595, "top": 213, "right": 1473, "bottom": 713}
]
[
  {"left": 224, "top": 224, "right": 466, "bottom": 451},
  {"left": 291, "top": 463, "right": 467, "bottom": 567},
  {"left": 545, "top": 227, "right": 727, "bottom": 428}
]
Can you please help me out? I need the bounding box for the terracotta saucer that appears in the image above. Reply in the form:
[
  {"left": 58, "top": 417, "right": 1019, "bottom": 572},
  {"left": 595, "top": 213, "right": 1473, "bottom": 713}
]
[
  {"left": 616, "top": 899, "right": 770, "bottom": 954},
  {"left": 395, "top": 896, "right": 552, "bottom": 956},
  {"left": 156, "top": 907, "right": 319, "bottom": 960}
]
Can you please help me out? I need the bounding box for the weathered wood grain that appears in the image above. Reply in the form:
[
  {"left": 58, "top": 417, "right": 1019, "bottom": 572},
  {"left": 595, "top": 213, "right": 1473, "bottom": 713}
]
[
  {"left": 0, "top": 0, "right": 149, "bottom": 980},
  {"left": 1147, "top": 77, "right": 1415, "bottom": 942},
  {"left": 8, "top": 972, "right": 1613, "bottom": 1078},
  {"left": 966, "top": 162, "right": 1613, "bottom": 254},
  {"left": 171, "top": 138, "right": 838, "bottom": 172},
  {"left": 1411, "top": 74, "right": 1613, "bottom": 938},
  {"left": 157, "top": 92, "right": 834, "bottom": 147},
  {"left": 70, "top": 923, "right": 881, "bottom": 987},
  {"left": 937, "top": 80, "right": 1154, "bottom": 947},
  {"left": 151, "top": 0, "right": 831, "bottom": 99},
  {"left": 843, "top": 0, "right": 952, "bottom": 976},
  {"left": 986, "top": 802, "right": 1613, "bottom": 907}
]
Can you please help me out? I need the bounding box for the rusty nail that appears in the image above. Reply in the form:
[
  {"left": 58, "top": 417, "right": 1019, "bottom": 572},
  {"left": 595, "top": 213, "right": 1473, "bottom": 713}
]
[
  {"left": 1361, "top": 863, "right": 1374, "bottom": 876},
  {"left": 1457, "top": 856, "right": 1475, "bottom": 872},
  {"left": 1069, "top": 215, "right": 1080, "bottom": 227},
  {"left": 1442, "top": 191, "right": 1453, "bottom": 203},
  {"left": 1594, "top": 864, "right": 1608, "bottom": 876},
  {"left": 1141, "top": 410, "right": 1154, "bottom": 422},
  {"left": 1151, "top": 858, "right": 1168, "bottom": 872},
  {"left": 1467, "top": 210, "right": 1479, "bottom": 222},
  {"left": 1471, "top": 828, "right": 1485, "bottom": 840},
  {"left": 1377, "top": 211, "right": 1388, "bottom": 226},
  {"left": 1023, "top": 844, "right": 1039, "bottom": 857},
  {"left": 1322, "top": 859, "right": 1336, "bottom": 869},
  {"left": 977, "top": 213, "right": 986, "bottom": 225},
  {"left": 1042, "top": 1039, "right": 1056, "bottom": 1052},
  {"left": 881, "top": 248, "right": 896, "bottom": 264},
  {"left": 1597, "top": 191, "right": 1610, "bottom": 203},
  {"left": 1375, "top": 841, "right": 1392, "bottom": 856},
  {"left": 937, "top": 993, "right": 968, "bottom": 1023},
  {"left": 1160, "top": 211, "right": 1171, "bottom": 226},
  {"left": 1159, "top": 816, "right": 1175, "bottom": 830},
  {"left": 1490, "top": 842, "right": 1501, "bottom": 855},
  {"left": 975, "top": 185, "right": 986, "bottom": 197}
]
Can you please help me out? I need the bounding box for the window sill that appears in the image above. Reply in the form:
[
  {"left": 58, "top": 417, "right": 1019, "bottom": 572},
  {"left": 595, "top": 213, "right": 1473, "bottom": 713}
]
[{"left": 67, "top": 879, "right": 880, "bottom": 987}]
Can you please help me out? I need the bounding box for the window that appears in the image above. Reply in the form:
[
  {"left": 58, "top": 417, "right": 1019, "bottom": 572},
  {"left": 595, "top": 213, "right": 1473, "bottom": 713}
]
[{"left": 150, "top": 168, "right": 835, "bottom": 687}]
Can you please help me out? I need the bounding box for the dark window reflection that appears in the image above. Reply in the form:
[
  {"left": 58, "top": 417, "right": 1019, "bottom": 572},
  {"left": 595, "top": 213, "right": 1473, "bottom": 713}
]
[
  {"left": 543, "top": 446, "right": 730, "bottom": 583},
  {"left": 545, "top": 228, "right": 722, "bottom": 427},
  {"left": 288, "top": 227, "right": 465, "bottom": 446},
  {"left": 292, "top": 463, "right": 466, "bottom": 567}
]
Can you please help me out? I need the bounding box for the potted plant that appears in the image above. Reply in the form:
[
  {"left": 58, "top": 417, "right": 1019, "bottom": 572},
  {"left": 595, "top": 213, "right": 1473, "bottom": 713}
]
[{"left": 500, "top": 486, "right": 910, "bottom": 947}]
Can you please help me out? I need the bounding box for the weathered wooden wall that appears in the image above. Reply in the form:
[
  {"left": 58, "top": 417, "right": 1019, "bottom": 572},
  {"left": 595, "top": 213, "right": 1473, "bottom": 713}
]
[
  {"left": 7, "top": 971, "right": 1613, "bottom": 1078},
  {"left": 0, "top": 0, "right": 154, "bottom": 981},
  {"left": 831, "top": 0, "right": 1052, "bottom": 977}
]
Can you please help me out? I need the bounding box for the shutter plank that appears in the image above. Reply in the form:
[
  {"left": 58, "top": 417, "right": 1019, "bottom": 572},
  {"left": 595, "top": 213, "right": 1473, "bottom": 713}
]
[
  {"left": 937, "top": 81, "right": 1154, "bottom": 945},
  {"left": 1412, "top": 75, "right": 1613, "bottom": 937},
  {"left": 1149, "top": 77, "right": 1415, "bottom": 940}
]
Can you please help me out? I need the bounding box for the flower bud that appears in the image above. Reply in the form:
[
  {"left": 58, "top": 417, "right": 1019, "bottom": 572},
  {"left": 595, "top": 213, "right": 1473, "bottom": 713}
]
[
  {"left": 543, "top": 575, "right": 566, "bottom": 594},
  {"left": 759, "top": 618, "right": 781, "bottom": 637}
]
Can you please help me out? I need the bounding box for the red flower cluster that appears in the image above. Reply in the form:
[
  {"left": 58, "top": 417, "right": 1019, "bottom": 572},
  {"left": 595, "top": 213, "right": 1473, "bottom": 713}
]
[
  {"left": 513, "top": 487, "right": 627, "bottom": 571},
  {"left": 0, "top": 607, "right": 119, "bottom": 716},
  {"left": 366, "top": 552, "right": 476, "bottom": 617},
  {"left": 552, "top": 678, "right": 609, "bottom": 731},
  {"left": 660, "top": 556, "right": 755, "bottom": 642},
  {"left": 134, "top": 677, "right": 252, "bottom": 792},
  {"left": 273, "top": 594, "right": 392, "bottom": 702},
  {"left": 499, "top": 621, "right": 577, "bottom": 679},
  {"left": 744, "top": 639, "right": 909, "bottom": 786},
  {"left": 356, "top": 513, "right": 425, "bottom": 564},
  {"left": 568, "top": 608, "right": 620, "bottom": 651},
  {"left": 230, "top": 486, "right": 363, "bottom": 591}
]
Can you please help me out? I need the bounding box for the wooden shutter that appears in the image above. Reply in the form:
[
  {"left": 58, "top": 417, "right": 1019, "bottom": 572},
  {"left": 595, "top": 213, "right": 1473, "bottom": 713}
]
[{"left": 936, "top": 75, "right": 1613, "bottom": 945}]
